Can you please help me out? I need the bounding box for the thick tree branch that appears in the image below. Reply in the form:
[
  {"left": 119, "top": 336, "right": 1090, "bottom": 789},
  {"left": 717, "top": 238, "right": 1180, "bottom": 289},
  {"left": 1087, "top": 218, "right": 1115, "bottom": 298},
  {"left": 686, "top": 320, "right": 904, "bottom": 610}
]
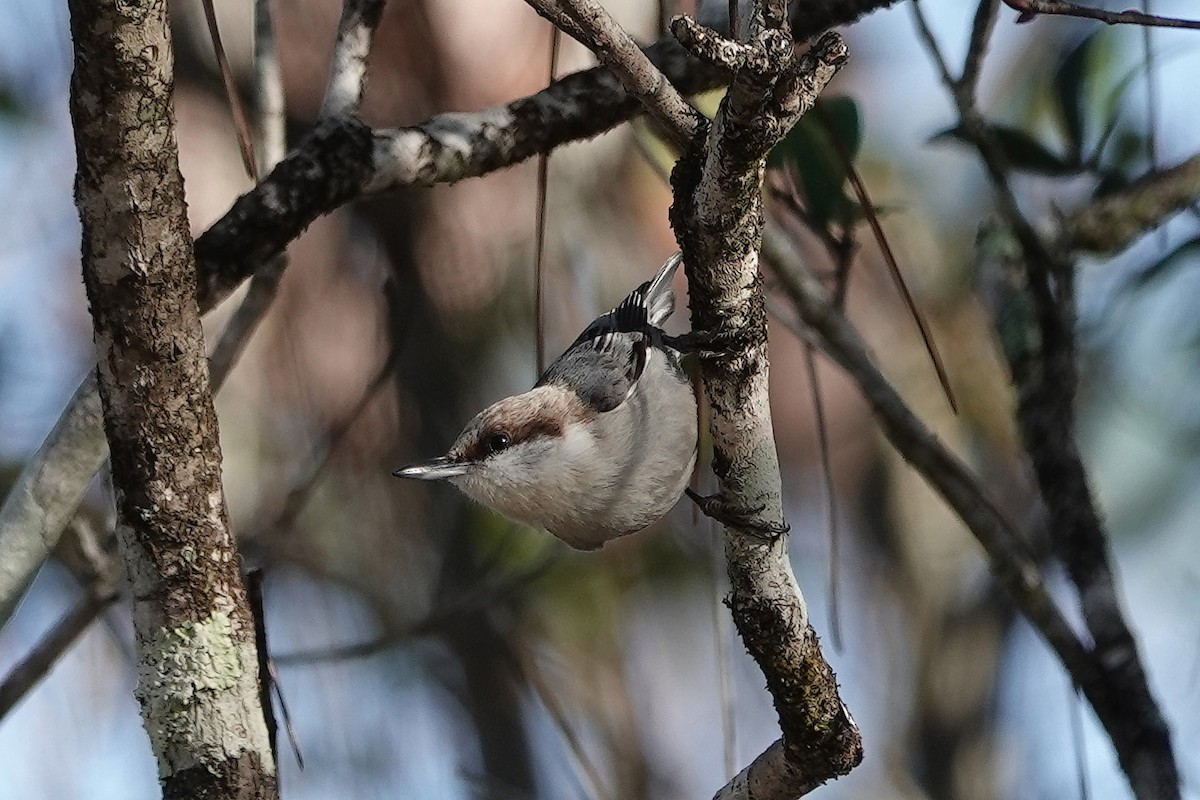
[
  {"left": 68, "top": 0, "right": 277, "bottom": 794},
  {"left": 669, "top": 14, "right": 859, "bottom": 796},
  {"left": 1062, "top": 152, "right": 1200, "bottom": 254}
]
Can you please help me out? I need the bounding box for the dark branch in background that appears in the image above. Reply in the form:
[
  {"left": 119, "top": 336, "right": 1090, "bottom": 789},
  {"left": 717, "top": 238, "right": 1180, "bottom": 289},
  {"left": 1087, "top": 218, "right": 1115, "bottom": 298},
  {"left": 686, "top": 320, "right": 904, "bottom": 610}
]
[
  {"left": 912, "top": 2, "right": 1180, "bottom": 797},
  {"left": 762, "top": 224, "right": 1187, "bottom": 798},
  {"left": 1001, "top": 0, "right": 1200, "bottom": 30},
  {"left": 533, "top": 24, "right": 560, "bottom": 376}
]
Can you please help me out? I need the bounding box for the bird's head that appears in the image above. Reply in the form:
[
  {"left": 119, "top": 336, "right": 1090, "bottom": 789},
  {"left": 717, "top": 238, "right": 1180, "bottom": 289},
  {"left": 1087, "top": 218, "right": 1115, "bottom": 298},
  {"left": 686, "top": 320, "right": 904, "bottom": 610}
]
[{"left": 393, "top": 385, "right": 593, "bottom": 511}]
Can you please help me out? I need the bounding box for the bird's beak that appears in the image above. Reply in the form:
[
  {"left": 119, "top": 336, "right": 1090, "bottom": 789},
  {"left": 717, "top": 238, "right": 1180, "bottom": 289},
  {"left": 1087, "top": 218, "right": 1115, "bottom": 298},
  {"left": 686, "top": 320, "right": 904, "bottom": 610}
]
[{"left": 392, "top": 455, "right": 470, "bottom": 481}]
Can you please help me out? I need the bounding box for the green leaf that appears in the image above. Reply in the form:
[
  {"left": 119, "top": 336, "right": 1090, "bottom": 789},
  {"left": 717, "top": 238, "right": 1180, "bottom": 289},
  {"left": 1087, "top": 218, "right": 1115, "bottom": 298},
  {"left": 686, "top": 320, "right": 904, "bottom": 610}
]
[
  {"left": 931, "top": 124, "right": 1080, "bottom": 176},
  {"left": 769, "top": 96, "right": 862, "bottom": 226},
  {"left": 817, "top": 96, "right": 863, "bottom": 162},
  {"left": 1055, "top": 32, "right": 1100, "bottom": 161}
]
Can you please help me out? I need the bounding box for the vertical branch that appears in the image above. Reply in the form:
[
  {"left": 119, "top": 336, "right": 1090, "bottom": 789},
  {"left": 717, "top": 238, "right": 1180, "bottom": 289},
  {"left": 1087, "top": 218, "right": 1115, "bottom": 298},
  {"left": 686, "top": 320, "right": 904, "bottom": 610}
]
[
  {"left": 669, "top": 13, "right": 859, "bottom": 797},
  {"left": 67, "top": 0, "right": 277, "bottom": 795},
  {"left": 911, "top": 4, "right": 1181, "bottom": 795},
  {"left": 321, "top": 0, "right": 388, "bottom": 118},
  {"left": 208, "top": 0, "right": 291, "bottom": 388}
]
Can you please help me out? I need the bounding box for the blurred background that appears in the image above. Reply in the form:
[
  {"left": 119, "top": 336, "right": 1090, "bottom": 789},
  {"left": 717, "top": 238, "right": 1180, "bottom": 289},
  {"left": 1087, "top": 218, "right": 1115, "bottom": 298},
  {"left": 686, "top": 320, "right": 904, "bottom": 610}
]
[{"left": 1, "top": 0, "right": 1199, "bottom": 798}]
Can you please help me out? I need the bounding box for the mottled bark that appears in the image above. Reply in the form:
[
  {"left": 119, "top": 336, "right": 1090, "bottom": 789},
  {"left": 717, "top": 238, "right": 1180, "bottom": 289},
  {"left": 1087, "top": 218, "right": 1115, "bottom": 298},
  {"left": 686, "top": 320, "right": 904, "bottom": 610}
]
[
  {"left": 67, "top": 0, "right": 277, "bottom": 796},
  {"left": 669, "top": 20, "right": 860, "bottom": 798}
]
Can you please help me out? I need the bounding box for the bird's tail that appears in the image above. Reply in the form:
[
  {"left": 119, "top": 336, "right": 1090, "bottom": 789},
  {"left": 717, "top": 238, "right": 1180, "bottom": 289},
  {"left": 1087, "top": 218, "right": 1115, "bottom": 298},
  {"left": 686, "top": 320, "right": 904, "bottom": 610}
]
[{"left": 645, "top": 251, "right": 683, "bottom": 326}]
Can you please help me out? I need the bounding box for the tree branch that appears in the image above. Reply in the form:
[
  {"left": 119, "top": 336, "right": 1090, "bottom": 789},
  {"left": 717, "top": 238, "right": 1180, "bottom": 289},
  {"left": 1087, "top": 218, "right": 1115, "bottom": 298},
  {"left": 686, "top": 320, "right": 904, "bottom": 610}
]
[
  {"left": 911, "top": 4, "right": 1180, "bottom": 795},
  {"left": 1062, "top": 152, "right": 1200, "bottom": 254},
  {"left": 321, "top": 0, "right": 388, "bottom": 117},
  {"left": 669, "top": 13, "right": 859, "bottom": 796},
  {"left": 68, "top": 0, "right": 277, "bottom": 792},
  {"left": 1001, "top": 0, "right": 1200, "bottom": 30},
  {"left": 524, "top": 0, "right": 702, "bottom": 148}
]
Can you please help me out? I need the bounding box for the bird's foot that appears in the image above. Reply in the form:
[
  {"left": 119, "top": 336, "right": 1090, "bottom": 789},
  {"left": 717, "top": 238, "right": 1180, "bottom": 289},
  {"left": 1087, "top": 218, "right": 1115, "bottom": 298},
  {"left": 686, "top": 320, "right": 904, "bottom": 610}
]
[
  {"left": 684, "top": 488, "right": 790, "bottom": 543},
  {"left": 662, "top": 325, "right": 751, "bottom": 359}
]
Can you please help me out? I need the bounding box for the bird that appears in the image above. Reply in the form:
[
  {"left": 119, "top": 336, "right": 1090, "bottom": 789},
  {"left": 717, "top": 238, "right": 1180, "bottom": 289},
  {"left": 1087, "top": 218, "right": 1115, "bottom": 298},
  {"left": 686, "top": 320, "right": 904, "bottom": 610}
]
[{"left": 393, "top": 252, "right": 698, "bottom": 550}]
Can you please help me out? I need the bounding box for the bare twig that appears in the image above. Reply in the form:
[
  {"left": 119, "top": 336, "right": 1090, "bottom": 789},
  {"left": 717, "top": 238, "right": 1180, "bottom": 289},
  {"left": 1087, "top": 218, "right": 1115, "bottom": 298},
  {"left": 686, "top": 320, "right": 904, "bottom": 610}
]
[
  {"left": 0, "top": 583, "right": 118, "bottom": 720},
  {"left": 534, "top": 23, "right": 561, "bottom": 376},
  {"left": 200, "top": 0, "right": 257, "bottom": 176},
  {"left": 962, "top": 0, "right": 1001, "bottom": 104},
  {"left": 524, "top": 0, "right": 702, "bottom": 148},
  {"left": 802, "top": 342, "right": 843, "bottom": 652},
  {"left": 1002, "top": 0, "right": 1200, "bottom": 30},
  {"left": 209, "top": 0, "right": 291, "bottom": 392},
  {"left": 321, "top": 0, "right": 388, "bottom": 117},
  {"left": 255, "top": 0, "right": 287, "bottom": 171}
]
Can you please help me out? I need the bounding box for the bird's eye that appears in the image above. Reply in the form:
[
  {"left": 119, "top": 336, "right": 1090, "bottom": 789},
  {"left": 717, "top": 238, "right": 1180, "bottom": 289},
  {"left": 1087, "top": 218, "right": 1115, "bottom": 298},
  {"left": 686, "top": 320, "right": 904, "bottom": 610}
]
[{"left": 486, "top": 432, "right": 511, "bottom": 453}]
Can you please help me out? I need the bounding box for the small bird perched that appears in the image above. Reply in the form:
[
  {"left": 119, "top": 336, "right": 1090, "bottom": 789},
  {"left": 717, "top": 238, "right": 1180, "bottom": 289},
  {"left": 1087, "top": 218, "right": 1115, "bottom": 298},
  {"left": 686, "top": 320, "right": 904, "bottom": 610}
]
[{"left": 394, "top": 253, "right": 698, "bottom": 550}]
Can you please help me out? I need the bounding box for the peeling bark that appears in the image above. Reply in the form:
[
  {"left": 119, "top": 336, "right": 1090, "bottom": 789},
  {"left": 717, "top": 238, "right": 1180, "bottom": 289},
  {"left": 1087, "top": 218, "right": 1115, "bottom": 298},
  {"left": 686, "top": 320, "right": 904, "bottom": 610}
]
[{"left": 67, "top": 0, "right": 277, "bottom": 796}]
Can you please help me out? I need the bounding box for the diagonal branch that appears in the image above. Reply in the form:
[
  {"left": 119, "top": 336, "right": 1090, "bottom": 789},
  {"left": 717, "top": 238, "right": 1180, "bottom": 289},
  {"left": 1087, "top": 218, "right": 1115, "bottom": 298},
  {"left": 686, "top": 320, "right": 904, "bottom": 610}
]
[
  {"left": 911, "top": 3, "right": 1180, "bottom": 796},
  {"left": 1062, "top": 152, "right": 1200, "bottom": 254},
  {"left": 524, "top": 0, "right": 703, "bottom": 148}
]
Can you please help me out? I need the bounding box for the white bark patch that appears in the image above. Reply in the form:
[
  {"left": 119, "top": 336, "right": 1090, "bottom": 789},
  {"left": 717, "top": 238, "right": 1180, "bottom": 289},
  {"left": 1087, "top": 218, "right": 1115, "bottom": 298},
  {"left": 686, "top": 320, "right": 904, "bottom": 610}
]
[{"left": 136, "top": 610, "right": 274, "bottom": 777}]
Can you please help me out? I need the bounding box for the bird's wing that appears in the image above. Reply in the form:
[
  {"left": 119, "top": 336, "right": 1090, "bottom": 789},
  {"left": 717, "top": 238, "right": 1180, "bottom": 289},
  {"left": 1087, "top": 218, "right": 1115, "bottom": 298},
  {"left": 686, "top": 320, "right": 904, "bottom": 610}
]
[{"left": 536, "top": 254, "right": 683, "bottom": 413}]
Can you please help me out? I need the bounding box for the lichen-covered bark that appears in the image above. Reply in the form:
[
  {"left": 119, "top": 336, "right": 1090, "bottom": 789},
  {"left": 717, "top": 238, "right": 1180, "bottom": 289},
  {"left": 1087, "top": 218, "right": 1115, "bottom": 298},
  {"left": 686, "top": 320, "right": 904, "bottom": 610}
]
[
  {"left": 67, "top": 0, "right": 277, "bottom": 796},
  {"left": 669, "top": 26, "right": 859, "bottom": 798}
]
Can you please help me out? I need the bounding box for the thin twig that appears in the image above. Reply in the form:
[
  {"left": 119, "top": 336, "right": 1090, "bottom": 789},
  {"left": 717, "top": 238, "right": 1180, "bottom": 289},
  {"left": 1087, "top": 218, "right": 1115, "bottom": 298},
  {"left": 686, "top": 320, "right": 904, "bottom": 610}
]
[
  {"left": 514, "top": 642, "right": 613, "bottom": 800},
  {"left": 803, "top": 342, "right": 843, "bottom": 653},
  {"left": 255, "top": 0, "right": 287, "bottom": 171},
  {"left": 1068, "top": 681, "right": 1091, "bottom": 800},
  {"left": 818, "top": 102, "right": 958, "bottom": 413},
  {"left": 534, "top": 24, "right": 561, "bottom": 377},
  {"left": 1002, "top": 0, "right": 1200, "bottom": 30},
  {"left": 962, "top": 0, "right": 1001, "bottom": 105},
  {"left": 0, "top": 584, "right": 117, "bottom": 721},
  {"left": 200, "top": 0, "right": 258, "bottom": 177}
]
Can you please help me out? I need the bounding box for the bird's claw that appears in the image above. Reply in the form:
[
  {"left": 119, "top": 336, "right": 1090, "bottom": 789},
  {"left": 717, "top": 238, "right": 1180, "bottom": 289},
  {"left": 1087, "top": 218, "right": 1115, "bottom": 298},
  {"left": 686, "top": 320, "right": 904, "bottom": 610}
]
[
  {"left": 662, "top": 325, "right": 750, "bottom": 359},
  {"left": 684, "top": 488, "right": 790, "bottom": 543}
]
